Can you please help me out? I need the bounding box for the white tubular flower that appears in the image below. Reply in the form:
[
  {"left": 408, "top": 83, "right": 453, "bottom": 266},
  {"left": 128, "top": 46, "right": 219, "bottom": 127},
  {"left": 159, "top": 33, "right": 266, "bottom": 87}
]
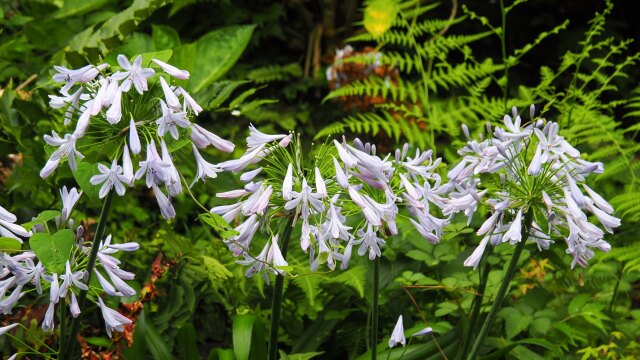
[
  {"left": 284, "top": 179, "right": 325, "bottom": 220},
  {"left": 502, "top": 209, "right": 523, "bottom": 244},
  {"left": 59, "top": 186, "right": 81, "bottom": 224},
  {"left": 192, "top": 144, "right": 222, "bottom": 186},
  {"left": 217, "top": 144, "right": 266, "bottom": 173},
  {"left": 90, "top": 160, "right": 128, "bottom": 198},
  {"left": 0, "top": 205, "right": 31, "bottom": 241},
  {"left": 388, "top": 315, "right": 406, "bottom": 348},
  {"left": 315, "top": 167, "right": 327, "bottom": 198},
  {"left": 354, "top": 224, "right": 385, "bottom": 260},
  {"left": 152, "top": 184, "right": 176, "bottom": 219},
  {"left": 59, "top": 261, "right": 88, "bottom": 296},
  {"left": 42, "top": 301, "right": 55, "bottom": 331},
  {"left": 129, "top": 118, "right": 142, "bottom": 154},
  {"left": 464, "top": 234, "right": 491, "bottom": 269},
  {"left": 279, "top": 134, "right": 293, "bottom": 147},
  {"left": 240, "top": 168, "right": 262, "bottom": 183},
  {"left": 333, "top": 157, "right": 350, "bottom": 188},
  {"left": 267, "top": 235, "right": 289, "bottom": 275},
  {"left": 227, "top": 214, "right": 260, "bottom": 256},
  {"left": 246, "top": 124, "right": 287, "bottom": 149},
  {"left": 0, "top": 323, "right": 19, "bottom": 336},
  {"left": 135, "top": 140, "right": 169, "bottom": 187},
  {"left": 152, "top": 58, "right": 190, "bottom": 80},
  {"left": 122, "top": 143, "right": 134, "bottom": 186},
  {"left": 53, "top": 63, "right": 108, "bottom": 92},
  {"left": 0, "top": 284, "right": 23, "bottom": 315},
  {"left": 412, "top": 327, "right": 433, "bottom": 337},
  {"left": 161, "top": 140, "right": 182, "bottom": 196},
  {"left": 40, "top": 131, "right": 84, "bottom": 177},
  {"left": 211, "top": 203, "right": 243, "bottom": 223},
  {"left": 333, "top": 139, "right": 357, "bottom": 168},
  {"left": 70, "top": 292, "right": 81, "bottom": 317},
  {"left": 282, "top": 163, "right": 293, "bottom": 200},
  {"left": 159, "top": 76, "right": 181, "bottom": 109},
  {"left": 237, "top": 240, "right": 271, "bottom": 284},
  {"left": 90, "top": 78, "right": 109, "bottom": 116},
  {"left": 156, "top": 99, "right": 190, "bottom": 139},
  {"left": 191, "top": 124, "right": 234, "bottom": 152},
  {"left": 106, "top": 86, "right": 123, "bottom": 124},
  {"left": 112, "top": 55, "right": 154, "bottom": 94},
  {"left": 48, "top": 87, "right": 84, "bottom": 125},
  {"left": 177, "top": 87, "right": 203, "bottom": 115},
  {"left": 95, "top": 269, "right": 120, "bottom": 296},
  {"left": 97, "top": 297, "right": 132, "bottom": 338}
]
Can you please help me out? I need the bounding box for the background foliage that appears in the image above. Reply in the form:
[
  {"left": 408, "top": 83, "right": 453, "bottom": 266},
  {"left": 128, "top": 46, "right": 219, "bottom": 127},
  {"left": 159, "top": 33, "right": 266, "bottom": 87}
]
[{"left": 1, "top": 0, "right": 638, "bottom": 359}]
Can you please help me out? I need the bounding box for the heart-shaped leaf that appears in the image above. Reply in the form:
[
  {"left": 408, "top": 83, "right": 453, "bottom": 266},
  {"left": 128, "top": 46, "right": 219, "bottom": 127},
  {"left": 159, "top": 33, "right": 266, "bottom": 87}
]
[{"left": 30, "top": 229, "right": 75, "bottom": 274}]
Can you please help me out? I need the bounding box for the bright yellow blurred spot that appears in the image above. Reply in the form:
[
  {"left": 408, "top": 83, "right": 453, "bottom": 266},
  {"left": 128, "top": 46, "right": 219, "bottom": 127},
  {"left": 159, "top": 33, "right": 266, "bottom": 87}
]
[{"left": 364, "top": 0, "right": 398, "bottom": 38}]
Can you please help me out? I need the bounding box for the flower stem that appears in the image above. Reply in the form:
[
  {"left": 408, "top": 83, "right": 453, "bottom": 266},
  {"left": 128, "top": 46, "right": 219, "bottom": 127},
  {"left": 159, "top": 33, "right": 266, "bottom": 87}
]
[
  {"left": 62, "top": 190, "right": 115, "bottom": 359},
  {"left": 458, "top": 246, "right": 494, "bottom": 360},
  {"left": 465, "top": 210, "right": 532, "bottom": 360},
  {"left": 371, "top": 256, "right": 380, "bottom": 360},
  {"left": 58, "top": 299, "right": 67, "bottom": 358},
  {"left": 268, "top": 219, "right": 294, "bottom": 360}
]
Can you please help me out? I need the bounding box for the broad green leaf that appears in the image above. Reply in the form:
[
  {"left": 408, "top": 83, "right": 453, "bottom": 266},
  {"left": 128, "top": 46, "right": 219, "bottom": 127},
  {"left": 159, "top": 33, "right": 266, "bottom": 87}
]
[
  {"left": 53, "top": 0, "right": 111, "bottom": 19},
  {"left": 138, "top": 310, "right": 173, "bottom": 360},
  {"left": 172, "top": 25, "right": 256, "bottom": 93},
  {"left": 281, "top": 352, "right": 324, "bottom": 360},
  {"left": 21, "top": 210, "right": 61, "bottom": 231},
  {"left": 0, "top": 237, "right": 22, "bottom": 253},
  {"left": 232, "top": 314, "right": 266, "bottom": 360},
  {"left": 364, "top": 0, "right": 398, "bottom": 38},
  {"left": 83, "top": 337, "right": 112, "bottom": 347},
  {"left": 30, "top": 229, "right": 75, "bottom": 274},
  {"left": 208, "top": 348, "right": 235, "bottom": 360},
  {"left": 499, "top": 307, "right": 532, "bottom": 339},
  {"left": 152, "top": 25, "right": 181, "bottom": 50},
  {"left": 177, "top": 323, "right": 199, "bottom": 360},
  {"left": 73, "top": 162, "right": 100, "bottom": 201}
]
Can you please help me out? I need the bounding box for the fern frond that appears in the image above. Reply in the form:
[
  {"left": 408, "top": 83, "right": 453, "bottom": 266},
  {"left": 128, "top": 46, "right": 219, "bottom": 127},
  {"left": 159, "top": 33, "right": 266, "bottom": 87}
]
[
  {"left": 428, "top": 59, "right": 502, "bottom": 93},
  {"left": 246, "top": 63, "right": 302, "bottom": 83}
]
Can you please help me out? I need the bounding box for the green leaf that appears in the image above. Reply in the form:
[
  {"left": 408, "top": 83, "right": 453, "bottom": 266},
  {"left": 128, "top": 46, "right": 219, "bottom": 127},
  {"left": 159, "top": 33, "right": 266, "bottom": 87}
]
[
  {"left": 21, "top": 210, "right": 61, "bottom": 231},
  {"left": 498, "top": 307, "right": 533, "bottom": 339},
  {"left": 138, "top": 310, "right": 173, "bottom": 360},
  {"left": 328, "top": 265, "right": 367, "bottom": 298},
  {"left": 172, "top": 25, "right": 256, "bottom": 93},
  {"left": 0, "top": 237, "right": 23, "bottom": 253},
  {"left": 52, "top": 0, "right": 111, "bottom": 19},
  {"left": 294, "top": 275, "right": 322, "bottom": 306},
  {"left": 198, "top": 213, "right": 237, "bottom": 239},
  {"left": 83, "top": 336, "right": 112, "bottom": 348},
  {"left": 232, "top": 314, "right": 266, "bottom": 360},
  {"left": 208, "top": 348, "right": 235, "bottom": 360},
  {"left": 283, "top": 352, "right": 324, "bottom": 360},
  {"left": 73, "top": 162, "right": 100, "bottom": 201},
  {"left": 153, "top": 25, "right": 181, "bottom": 50},
  {"left": 29, "top": 229, "right": 75, "bottom": 274},
  {"left": 176, "top": 323, "right": 199, "bottom": 360}
]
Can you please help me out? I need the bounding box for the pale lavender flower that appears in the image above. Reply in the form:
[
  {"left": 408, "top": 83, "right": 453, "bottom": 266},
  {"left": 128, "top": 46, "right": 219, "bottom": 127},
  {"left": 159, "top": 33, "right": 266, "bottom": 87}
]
[
  {"left": 246, "top": 124, "right": 287, "bottom": 149},
  {"left": 161, "top": 140, "right": 182, "bottom": 196},
  {"left": 152, "top": 58, "right": 190, "bottom": 80},
  {"left": 159, "top": 76, "right": 181, "bottom": 109},
  {"left": 267, "top": 235, "right": 289, "bottom": 275},
  {"left": 388, "top": 315, "right": 406, "bottom": 348},
  {"left": 355, "top": 224, "right": 385, "bottom": 260},
  {"left": 48, "top": 87, "right": 84, "bottom": 125},
  {"left": 282, "top": 163, "right": 293, "bottom": 200},
  {"left": 177, "top": 87, "right": 203, "bottom": 115},
  {"left": 40, "top": 131, "right": 83, "bottom": 177},
  {"left": 240, "top": 168, "right": 263, "bottom": 182},
  {"left": 53, "top": 63, "right": 108, "bottom": 92},
  {"left": 217, "top": 144, "right": 266, "bottom": 173},
  {"left": 112, "top": 55, "right": 154, "bottom": 94},
  {"left": 97, "top": 297, "right": 132, "bottom": 337},
  {"left": 464, "top": 234, "right": 491, "bottom": 269},
  {"left": 42, "top": 301, "right": 55, "bottom": 331},
  {"left": 191, "top": 145, "right": 222, "bottom": 186},
  {"left": 156, "top": 99, "right": 190, "bottom": 139},
  {"left": 60, "top": 186, "right": 82, "bottom": 222},
  {"left": 0, "top": 323, "right": 19, "bottom": 336},
  {"left": 190, "top": 124, "right": 234, "bottom": 152},
  {"left": 0, "top": 205, "right": 31, "bottom": 241},
  {"left": 122, "top": 143, "right": 134, "bottom": 186},
  {"left": 129, "top": 119, "right": 142, "bottom": 154},
  {"left": 135, "top": 140, "right": 169, "bottom": 187},
  {"left": 152, "top": 184, "right": 175, "bottom": 219},
  {"left": 90, "top": 160, "right": 128, "bottom": 198},
  {"left": 106, "top": 86, "right": 123, "bottom": 124}
]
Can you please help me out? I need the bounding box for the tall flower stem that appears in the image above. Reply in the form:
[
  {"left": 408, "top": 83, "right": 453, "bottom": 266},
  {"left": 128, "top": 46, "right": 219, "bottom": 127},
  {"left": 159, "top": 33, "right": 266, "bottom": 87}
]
[
  {"left": 457, "top": 246, "right": 494, "bottom": 360},
  {"left": 268, "top": 218, "right": 294, "bottom": 360},
  {"left": 62, "top": 190, "right": 115, "bottom": 359},
  {"left": 465, "top": 210, "right": 533, "bottom": 360},
  {"left": 371, "top": 256, "right": 380, "bottom": 360},
  {"left": 58, "top": 296, "right": 67, "bottom": 358}
]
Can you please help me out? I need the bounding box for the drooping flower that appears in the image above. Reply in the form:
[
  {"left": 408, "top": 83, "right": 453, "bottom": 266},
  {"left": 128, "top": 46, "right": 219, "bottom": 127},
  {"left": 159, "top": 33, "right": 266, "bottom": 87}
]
[
  {"left": 152, "top": 58, "right": 190, "bottom": 80},
  {"left": 388, "top": 315, "right": 406, "bottom": 348},
  {"left": 97, "top": 297, "right": 132, "bottom": 337}
]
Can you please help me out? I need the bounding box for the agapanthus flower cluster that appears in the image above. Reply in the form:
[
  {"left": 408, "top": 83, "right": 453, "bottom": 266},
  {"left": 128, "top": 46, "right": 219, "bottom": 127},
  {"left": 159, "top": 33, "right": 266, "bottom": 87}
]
[
  {"left": 211, "top": 125, "right": 449, "bottom": 282},
  {"left": 443, "top": 105, "right": 620, "bottom": 269},
  {"left": 42, "top": 55, "right": 233, "bottom": 218},
  {"left": 0, "top": 187, "right": 139, "bottom": 338}
]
